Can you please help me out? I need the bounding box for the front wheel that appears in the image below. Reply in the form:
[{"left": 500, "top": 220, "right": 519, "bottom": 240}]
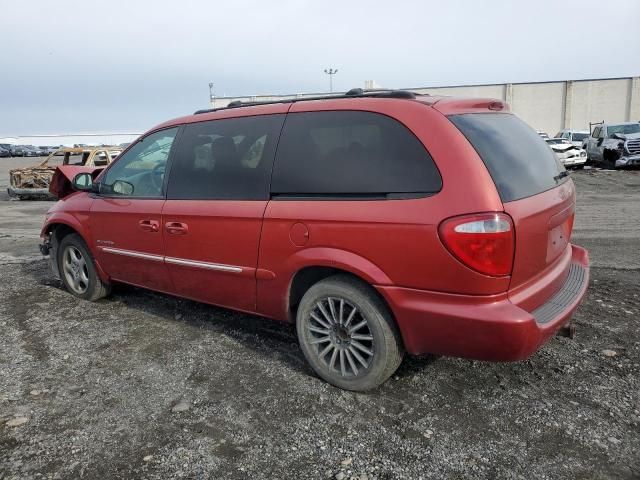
[
  {"left": 57, "top": 233, "right": 110, "bottom": 301},
  {"left": 296, "top": 275, "right": 403, "bottom": 391}
]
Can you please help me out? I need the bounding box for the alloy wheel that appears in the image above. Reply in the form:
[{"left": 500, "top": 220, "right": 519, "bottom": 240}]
[
  {"left": 62, "top": 246, "right": 90, "bottom": 294},
  {"left": 306, "top": 296, "right": 375, "bottom": 378}
]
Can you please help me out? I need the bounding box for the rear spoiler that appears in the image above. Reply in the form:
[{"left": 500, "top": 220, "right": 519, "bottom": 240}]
[
  {"left": 431, "top": 97, "right": 511, "bottom": 115},
  {"left": 49, "top": 165, "right": 104, "bottom": 199}
]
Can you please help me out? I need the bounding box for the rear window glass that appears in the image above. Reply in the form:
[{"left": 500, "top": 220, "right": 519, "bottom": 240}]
[
  {"left": 271, "top": 111, "right": 441, "bottom": 197},
  {"left": 449, "top": 113, "right": 565, "bottom": 202}
]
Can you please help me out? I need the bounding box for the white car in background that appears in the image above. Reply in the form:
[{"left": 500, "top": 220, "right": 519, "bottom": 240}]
[
  {"left": 555, "top": 129, "right": 590, "bottom": 148},
  {"left": 545, "top": 138, "right": 587, "bottom": 169}
]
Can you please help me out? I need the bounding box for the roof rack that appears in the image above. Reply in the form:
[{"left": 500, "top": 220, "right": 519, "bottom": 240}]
[{"left": 193, "top": 88, "right": 420, "bottom": 115}]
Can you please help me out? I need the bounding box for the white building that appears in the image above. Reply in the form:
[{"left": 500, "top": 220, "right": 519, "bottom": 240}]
[{"left": 210, "top": 76, "right": 640, "bottom": 137}]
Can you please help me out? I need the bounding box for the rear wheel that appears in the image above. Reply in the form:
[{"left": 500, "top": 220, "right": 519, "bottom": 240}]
[
  {"left": 57, "top": 233, "right": 110, "bottom": 301},
  {"left": 296, "top": 275, "right": 403, "bottom": 391}
]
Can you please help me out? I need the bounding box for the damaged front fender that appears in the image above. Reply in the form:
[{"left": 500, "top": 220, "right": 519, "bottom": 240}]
[{"left": 602, "top": 139, "right": 625, "bottom": 166}]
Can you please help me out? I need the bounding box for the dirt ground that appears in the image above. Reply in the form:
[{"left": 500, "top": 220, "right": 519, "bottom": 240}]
[{"left": 0, "top": 157, "right": 638, "bottom": 480}]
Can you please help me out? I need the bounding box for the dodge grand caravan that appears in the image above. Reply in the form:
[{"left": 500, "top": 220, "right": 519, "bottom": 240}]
[{"left": 40, "top": 89, "right": 589, "bottom": 391}]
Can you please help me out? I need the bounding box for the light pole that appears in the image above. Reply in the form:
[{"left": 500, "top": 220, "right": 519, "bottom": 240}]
[
  {"left": 208, "top": 82, "right": 214, "bottom": 105},
  {"left": 324, "top": 68, "right": 338, "bottom": 93}
]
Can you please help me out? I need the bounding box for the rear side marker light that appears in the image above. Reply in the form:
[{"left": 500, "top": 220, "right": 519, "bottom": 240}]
[{"left": 439, "top": 213, "right": 515, "bottom": 277}]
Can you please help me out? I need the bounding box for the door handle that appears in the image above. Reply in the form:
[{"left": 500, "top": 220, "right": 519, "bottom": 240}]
[
  {"left": 165, "top": 221, "right": 188, "bottom": 235},
  {"left": 139, "top": 219, "right": 159, "bottom": 232}
]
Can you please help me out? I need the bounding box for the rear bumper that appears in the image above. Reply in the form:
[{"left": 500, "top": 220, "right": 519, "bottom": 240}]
[{"left": 377, "top": 244, "right": 589, "bottom": 361}]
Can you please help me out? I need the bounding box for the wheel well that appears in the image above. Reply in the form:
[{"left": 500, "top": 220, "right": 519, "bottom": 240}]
[
  {"left": 603, "top": 148, "right": 621, "bottom": 162},
  {"left": 288, "top": 266, "right": 397, "bottom": 327},
  {"left": 44, "top": 224, "right": 81, "bottom": 279},
  {"left": 48, "top": 223, "right": 78, "bottom": 244}
]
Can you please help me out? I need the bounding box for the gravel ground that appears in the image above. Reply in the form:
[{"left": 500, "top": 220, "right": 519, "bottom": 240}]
[{"left": 0, "top": 158, "right": 639, "bottom": 480}]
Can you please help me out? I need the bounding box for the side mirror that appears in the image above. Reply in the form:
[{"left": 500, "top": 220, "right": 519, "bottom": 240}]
[
  {"left": 72, "top": 172, "right": 95, "bottom": 191},
  {"left": 112, "top": 179, "right": 134, "bottom": 196}
]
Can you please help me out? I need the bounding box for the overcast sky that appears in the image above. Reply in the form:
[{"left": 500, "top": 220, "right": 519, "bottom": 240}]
[{"left": 2, "top": 0, "right": 639, "bottom": 136}]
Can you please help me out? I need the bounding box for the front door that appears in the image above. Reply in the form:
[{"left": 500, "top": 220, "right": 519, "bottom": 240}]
[
  {"left": 162, "top": 112, "right": 286, "bottom": 312},
  {"left": 90, "top": 127, "right": 179, "bottom": 293}
]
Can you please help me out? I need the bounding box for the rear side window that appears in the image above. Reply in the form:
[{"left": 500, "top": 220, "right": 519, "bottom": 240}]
[
  {"left": 167, "top": 114, "right": 285, "bottom": 200},
  {"left": 449, "top": 113, "right": 564, "bottom": 202},
  {"left": 271, "top": 111, "right": 441, "bottom": 197}
]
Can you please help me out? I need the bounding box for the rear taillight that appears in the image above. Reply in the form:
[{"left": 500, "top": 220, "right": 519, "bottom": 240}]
[{"left": 438, "top": 213, "right": 515, "bottom": 277}]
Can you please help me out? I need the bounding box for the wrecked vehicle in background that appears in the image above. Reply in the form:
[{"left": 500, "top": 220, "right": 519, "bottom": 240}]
[
  {"left": 586, "top": 122, "right": 640, "bottom": 169},
  {"left": 545, "top": 138, "right": 586, "bottom": 169},
  {"left": 8, "top": 147, "right": 122, "bottom": 199}
]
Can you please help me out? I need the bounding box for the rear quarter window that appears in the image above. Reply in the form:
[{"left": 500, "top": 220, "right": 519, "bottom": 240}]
[
  {"left": 449, "top": 113, "right": 565, "bottom": 202},
  {"left": 271, "top": 110, "right": 441, "bottom": 197}
]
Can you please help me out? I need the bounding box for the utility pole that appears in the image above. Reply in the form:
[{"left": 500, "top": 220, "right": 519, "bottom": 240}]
[
  {"left": 208, "top": 82, "right": 214, "bottom": 105},
  {"left": 324, "top": 68, "right": 338, "bottom": 93}
]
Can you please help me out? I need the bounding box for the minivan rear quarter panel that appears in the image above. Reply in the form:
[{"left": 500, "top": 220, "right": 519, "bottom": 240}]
[{"left": 256, "top": 99, "right": 510, "bottom": 322}]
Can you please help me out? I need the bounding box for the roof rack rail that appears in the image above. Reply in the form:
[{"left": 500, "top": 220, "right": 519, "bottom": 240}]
[{"left": 193, "top": 88, "right": 420, "bottom": 114}]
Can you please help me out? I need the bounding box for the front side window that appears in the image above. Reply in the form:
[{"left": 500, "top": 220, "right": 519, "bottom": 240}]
[
  {"left": 592, "top": 127, "right": 601, "bottom": 138},
  {"left": 271, "top": 111, "right": 441, "bottom": 197},
  {"left": 100, "top": 128, "right": 178, "bottom": 197},
  {"left": 167, "top": 114, "right": 284, "bottom": 200}
]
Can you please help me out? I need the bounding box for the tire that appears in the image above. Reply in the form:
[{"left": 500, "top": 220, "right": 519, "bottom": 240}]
[
  {"left": 57, "top": 233, "right": 110, "bottom": 301},
  {"left": 296, "top": 275, "right": 404, "bottom": 391}
]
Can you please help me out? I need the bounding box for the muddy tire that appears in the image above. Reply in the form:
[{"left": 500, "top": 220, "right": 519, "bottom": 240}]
[
  {"left": 57, "top": 233, "right": 110, "bottom": 301},
  {"left": 296, "top": 275, "right": 404, "bottom": 391}
]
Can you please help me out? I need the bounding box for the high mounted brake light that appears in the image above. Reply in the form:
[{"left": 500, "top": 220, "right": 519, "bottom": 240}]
[{"left": 439, "top": 213, "right": 515, "bottom": 277}]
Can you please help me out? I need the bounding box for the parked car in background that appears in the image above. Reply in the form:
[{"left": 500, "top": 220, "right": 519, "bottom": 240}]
[
  {"left": 0, "top": 143, "right": 13, "bottom": 154},
  {"left": 40, "top": 90, "right": 589, "bottom": 391},
  {"left": 0, "top": 147, "right": 11, "bottom": 158},
  {"left": 545, "top": 138, "right": 586, "bottom": 168},
  {"left": 22, "top": 146, "right": 41, "bottom": 157},
  {"left": 38, "top": 146, "right": 57, "bottom": 156},
  {"left": 8, "top": 146, "right": 122, "bottom": 199},
  {"left": 586, "top": 122, "right": 640, "bottom": 168},
  {"left": 555, "top": 129, "right": 590, "bottom": 148},
  {"left": 10, "top": 145, "right": 26, "bottom": 156}
]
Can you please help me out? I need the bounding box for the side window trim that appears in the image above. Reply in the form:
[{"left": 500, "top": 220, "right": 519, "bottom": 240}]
[{"left": 96, "top": 126, "right": 181, "bottom": 200}]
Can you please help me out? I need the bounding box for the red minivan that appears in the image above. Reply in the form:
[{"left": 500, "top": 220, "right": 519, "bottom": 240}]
[{"left": 40, "top": 89, "right": 589, "bottom": 391}]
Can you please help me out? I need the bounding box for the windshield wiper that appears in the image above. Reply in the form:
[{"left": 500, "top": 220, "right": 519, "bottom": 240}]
[{"left": 554, "top": 171, "right": 569, "bottom": 182}]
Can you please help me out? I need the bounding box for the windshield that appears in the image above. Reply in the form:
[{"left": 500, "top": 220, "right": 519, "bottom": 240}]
[
  {"left": 608, "top": 124, "right": 640, "bottom": 137},
  {"left": 572, "top": 133, "right": 588, "bottom": 141}
]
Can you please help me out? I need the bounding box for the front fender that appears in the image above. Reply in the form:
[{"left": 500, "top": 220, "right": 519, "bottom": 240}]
[{"left": 41, "top": 210, "right": 91, "bottom": 243}]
